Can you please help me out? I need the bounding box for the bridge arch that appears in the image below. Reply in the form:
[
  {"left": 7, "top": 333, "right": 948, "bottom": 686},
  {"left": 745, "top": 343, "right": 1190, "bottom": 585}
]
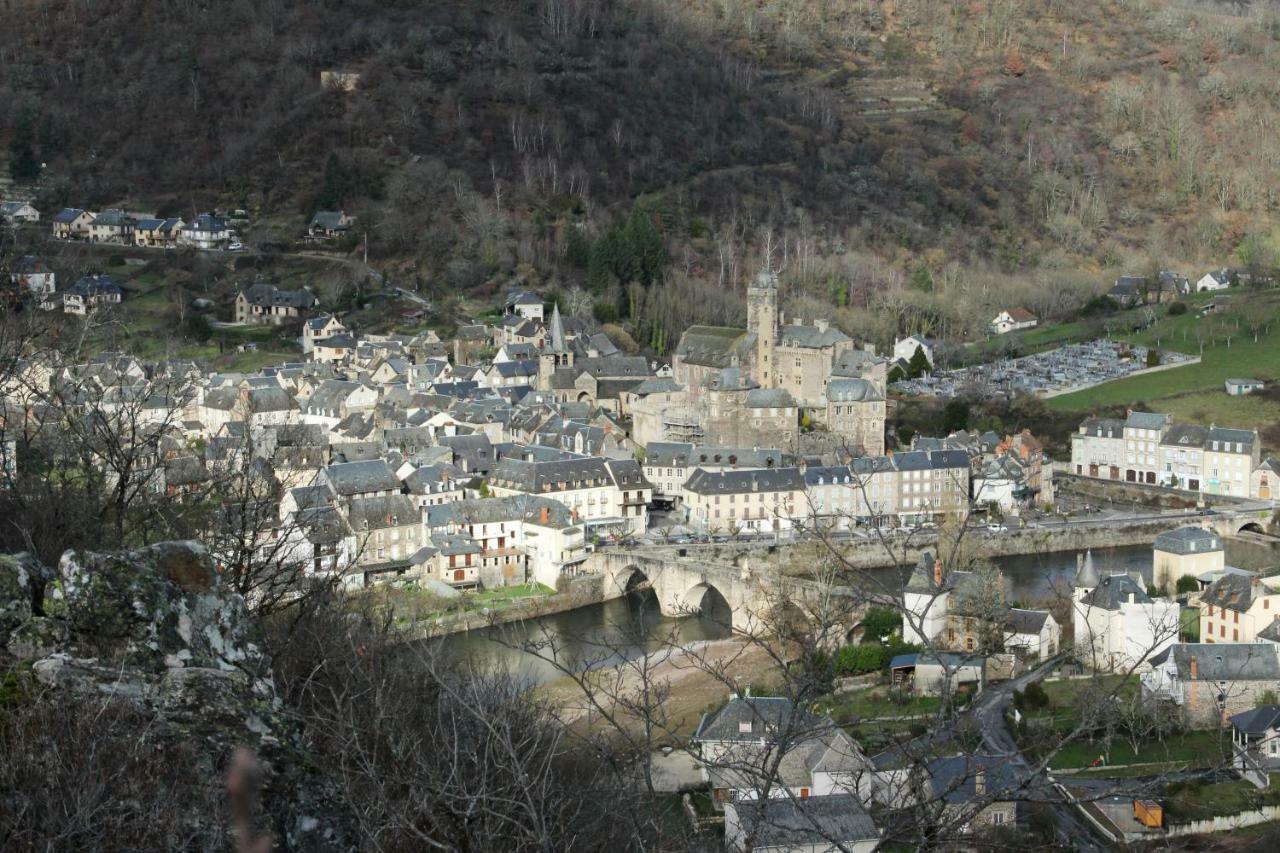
[
  {"left": 610, "top": 565, "right": 651, "bottom": 596},
  {"left": 679, "top": 581, "right": 733, "bottom": 622},
  {"left": 1239, "top": 521, "right": 1268, "bottom": 535}
]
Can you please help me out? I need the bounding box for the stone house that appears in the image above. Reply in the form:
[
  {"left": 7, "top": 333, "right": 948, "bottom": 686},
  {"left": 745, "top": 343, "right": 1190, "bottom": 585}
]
[
  {"left": 1143, "top": 643, "right": 1280, "bottom": 729},
  {"left": 823, "top": 378, "right": 885, "bottom": 456},
  {"left": 179, "top": 213, "right": 231, "bottom": 250},
  {"left": 308, "top": 210, "right": 355, "bottom": 238},
  {"left": 235, "top": 283, "right": 317, "bottom": 326},
  {"left": 989, "top": 307, "right": 1038, "bottom": 335}
]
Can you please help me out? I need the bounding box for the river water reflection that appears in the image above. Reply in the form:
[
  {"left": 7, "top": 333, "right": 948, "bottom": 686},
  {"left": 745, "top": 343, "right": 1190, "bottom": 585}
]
[{"left": 438, "top": 544, "right": 1153, "bottom": 685}]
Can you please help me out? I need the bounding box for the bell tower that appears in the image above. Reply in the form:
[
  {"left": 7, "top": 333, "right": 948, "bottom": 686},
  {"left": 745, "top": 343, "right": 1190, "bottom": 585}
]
[{"left": 747, "top": 268, "right": 778, "bottom": 388}]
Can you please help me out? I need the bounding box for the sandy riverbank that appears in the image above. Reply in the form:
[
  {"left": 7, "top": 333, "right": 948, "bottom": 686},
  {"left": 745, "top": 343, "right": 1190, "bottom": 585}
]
[{"left": 538, "top": 637, "right": 786, "bottom": 740}]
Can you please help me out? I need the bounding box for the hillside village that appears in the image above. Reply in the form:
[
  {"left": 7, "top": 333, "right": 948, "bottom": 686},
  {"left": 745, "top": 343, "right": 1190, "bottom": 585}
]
[{"left": 7, "top": 203, "right": 1280, "bottom": 847}]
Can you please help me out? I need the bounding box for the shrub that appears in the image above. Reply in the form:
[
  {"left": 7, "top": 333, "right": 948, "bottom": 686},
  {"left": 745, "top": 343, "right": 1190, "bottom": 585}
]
[
  {"left": 1021, "top": 681, "right": 1050, "bottom": 710},
  {"left": 1146, "top": 348, "right": 1161, "bottom": 367},
  {"left": 592, "top": 301, "right": 618, "bottom": 323},
  {"left": 861, "top": 606, "right": 902, "bottom": 642},
  {"left": 1168, "top": 301, "right": 1188, "bottom": 316},
  {"left": 834, "top": 643, "right": 885, "bottom": 675},
  {"left": 1176, "top": 574, "right": 1199, "bottom": 594}
]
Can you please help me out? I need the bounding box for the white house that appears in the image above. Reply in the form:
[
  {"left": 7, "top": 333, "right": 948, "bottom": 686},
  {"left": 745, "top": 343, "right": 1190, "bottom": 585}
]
[
  {"left": 1072, "top": 551, "right": 1180, "bottom": 672},
  {"left": 1196, "top": 269, "right": 1232, "bottom": 292},
  {"left": 179, "top": 213, "right": 232, "bottom": 250},
  {"left": 989, "top": 307, "right": 1038, "bottom": 335},
  {"left": 893, "top": 334, "right": 934, "bottom": 368},
  {"left": 1226, "top": 378, "right": 1264, "bottom": 396},
  {"left": 9, "top": 255, "right": 55, "bottom": 296},
  {"left": 0, "top": 201, "right": 39, "bottom": 223}
]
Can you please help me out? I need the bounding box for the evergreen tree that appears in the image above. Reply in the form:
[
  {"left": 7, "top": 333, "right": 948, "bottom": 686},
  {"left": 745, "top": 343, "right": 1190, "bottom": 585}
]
[
  {"left": 623, "top": 209, "right": 667, "bottom": 285},
  {"left": 587, "top": 237, "right": 614, "bottom": 294},
  {"left": 317, "top": 152, "right": 349, "bottom": 209},
  {"left": 565, "top": 225, "right": 591, "bottom": 269},
  {"left": 907, "top": 345, "right": 931, "bottom": 379},
  {"left": 8, "top": 109, "right": 40, "bottom": 183}
]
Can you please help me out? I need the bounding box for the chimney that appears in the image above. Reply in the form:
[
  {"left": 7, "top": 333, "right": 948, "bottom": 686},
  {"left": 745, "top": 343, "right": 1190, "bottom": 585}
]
[
  {"left": 933, "top": 559, "right": 943, "bottom": 588},
  {"left": 1189, "top": 655, "right": 1198, "bottom": 679},
  {"left": 974, "top": 766, "right": 986, "bottom": 796},
  {"left": 815, "top": 318, "right": 829, "bottom": 333},
  {"left": 539, "top": 506, "right": 549, "bottom": 524}
]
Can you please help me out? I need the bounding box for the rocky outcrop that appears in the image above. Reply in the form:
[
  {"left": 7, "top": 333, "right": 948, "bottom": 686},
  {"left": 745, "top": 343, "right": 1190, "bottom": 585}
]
[{"left": 0, "top": 541, "right": 352, "bottom": 851}]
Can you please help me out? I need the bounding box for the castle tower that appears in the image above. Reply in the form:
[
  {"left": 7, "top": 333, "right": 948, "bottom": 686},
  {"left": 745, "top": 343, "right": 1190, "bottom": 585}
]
[{"left": 747, "top": 268, "right": 778, "bottom": 388}]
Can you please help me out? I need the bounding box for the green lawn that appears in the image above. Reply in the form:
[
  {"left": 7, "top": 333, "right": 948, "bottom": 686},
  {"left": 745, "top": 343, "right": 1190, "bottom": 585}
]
[
  {"left": 470, "top": 583, "right": 556, "bottom": 604},
  {"left": 826, "top": 687, "right": 942, "bottom": 722},
  {"left": 1048, "top": 290, "right": 1280, "bottom": 426},
  {"left": 1049, "top": 729, "right": 1229, "bottom": 770},
  {"left": 1163, "top": 777, "right": 1280, "bottom": 824}
]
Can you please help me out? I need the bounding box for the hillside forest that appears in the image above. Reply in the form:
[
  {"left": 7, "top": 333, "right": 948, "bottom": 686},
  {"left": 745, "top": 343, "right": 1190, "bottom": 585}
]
[{"left": 3, "top": 0, "right": 1280, "bottom": 354}]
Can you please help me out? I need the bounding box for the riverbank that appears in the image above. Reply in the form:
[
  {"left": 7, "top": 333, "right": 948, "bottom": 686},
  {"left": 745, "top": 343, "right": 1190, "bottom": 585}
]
[
  {"left": 399, "top": 575, "right": 609, "bottom": 639},
  {"left": 538, "top": 637, "right": 781, "bottom": 740}
]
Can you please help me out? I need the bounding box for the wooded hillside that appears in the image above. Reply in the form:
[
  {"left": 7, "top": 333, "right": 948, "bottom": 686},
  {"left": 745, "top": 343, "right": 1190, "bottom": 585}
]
[{"left": 3, "top": 0, "right": 1279, "bottom": 351}]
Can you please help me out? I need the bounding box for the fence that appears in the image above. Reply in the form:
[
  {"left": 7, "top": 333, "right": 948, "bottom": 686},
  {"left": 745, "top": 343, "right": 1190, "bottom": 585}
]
[{"left": 1164, "top": 804, "right": 1280, "bottom": 838}]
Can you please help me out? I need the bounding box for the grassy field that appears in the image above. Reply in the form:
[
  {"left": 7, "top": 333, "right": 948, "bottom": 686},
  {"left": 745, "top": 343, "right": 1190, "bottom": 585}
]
[
  {"left": 826, "top": 687, "right": 942, "bottom": 722},
  {"left": 1049, "top": 729, "right": 1228, "bottom": 770},
  {"left": 1163, "top": 777, "right": 1280, "bottom": 824},
  {"left": 1046, "top": 289, "right": 1280, "bottom": 435}
]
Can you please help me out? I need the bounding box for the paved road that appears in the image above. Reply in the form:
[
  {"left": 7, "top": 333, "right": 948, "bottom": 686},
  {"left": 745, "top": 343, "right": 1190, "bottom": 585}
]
[{"left": 971, "top": 659, "right": 1110, "bottom": 852}]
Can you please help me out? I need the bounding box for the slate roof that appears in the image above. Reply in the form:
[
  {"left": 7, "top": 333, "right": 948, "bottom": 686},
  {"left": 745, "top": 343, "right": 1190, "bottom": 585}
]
[
  {"left": 11, "top": 255, "right": 50, "bottom": 275},
  {"left": 429, "top": 532, "right": 482, "bottom": 556},
  {"left": 1154, "top": 526, "right": 1222, "bottom": 555},
  {"left": 743, "top": 388, "right": 796, "bottom": 408},
  {"left": 240, "top": 283, "right": 317, "bottom": 310},
  {"left": 489, "top": 456, "right": 649, "bottom": 493},
  {"left": 323, "top": 460, "right": 400, "bottom": 496},
  {"left": 926, "top": 754, "right": 1022, "bottom": 804},
  {"left": 1208, "top": 426, "right": 1256, "bottom": 450},
  {"left": 831, "top": 349, "right": 887, "bottom": 378},
  {"left": 827, "top": 378, "right": 883, "bottom": 403},
  {"left": 730, "top": 795, "right": 878, "bottom": 849},
  {"left": 683, "top": 467, "right": 804, "bottom": 496},
  {"left": 346, "top": 494, "right": 417, "bottom": 530},
  {"left": 1231, "top": 705, "right": 1280, "bottom": 735},
  {"left": 674, "top": 325, "right": 755, "bottom": 368},
  {"left": 1162, "top": 643, "right": 1280, "bottom": 681},
  {"left": 777, "top": 323, "right": 851, "bottom": 349},
  {"left": 1125, "top": 411, "right": 1169, "bottom": 431},
  {"left": 294, "top": 505, "right": 350, "bottom": 545},
  {"left": 631, "top": 377, "right": 683, "bottom": 395},
  {"left": 52, "top": 207, "right": 88, "bottom": 224},
  {"left": 184, "top": 212, "right": 228, "bottom": 233},
  {"left": 425, "top": 494, "right": 575, "bottom": 529},
  {"left": 693, "top": 697, "right": 823, "bottom": 743},
  {"left": 1259, "top": 618, "right": 1280, "bottom": 644},
  {"left": 1161, "top": 424, "right": 1208, "bottom": 449},
  {"left": 1077, "top": 417, "right": 1124, "bottom": 439},
  {"left": 91, "top": 209, "right": 134, "bottom": 227},
  {"left": 505, "top": 290, "right": 542, "bottom": 308},
  {"left": 1201, "top": 573, "right": 1266, "bottom": 614},
  {"left": 1081, "top": 574, "right": 1150, "bottom": 610},
  {"left": 309, "top": 211, "right": 351, "bottom": 231},
  {"left": 1006, "top": 608, "right": 1050, "bottom": 635},
  {"left": 575, "top": 356, "right": 651, "bottom": 378},
  {"left": 66, "top": 274, "right": 123, "bottom": 297}
]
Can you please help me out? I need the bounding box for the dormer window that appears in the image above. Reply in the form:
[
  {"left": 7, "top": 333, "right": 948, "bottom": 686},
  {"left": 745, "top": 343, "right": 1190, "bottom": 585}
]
[{"left": 738, "top": 721, "right": 753, "bottom": 734}]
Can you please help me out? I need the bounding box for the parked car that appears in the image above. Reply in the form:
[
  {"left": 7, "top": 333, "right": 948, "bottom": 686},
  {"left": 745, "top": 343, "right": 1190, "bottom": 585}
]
[
  {"left": 986, "top": 524, "right": 1008, "bottom": 534},
  {"left": 227, "top": 241, "right": 245, "bottom": 251}
]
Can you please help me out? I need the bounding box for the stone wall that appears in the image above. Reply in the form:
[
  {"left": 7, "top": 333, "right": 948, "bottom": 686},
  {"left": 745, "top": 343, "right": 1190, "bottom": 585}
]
[{"left": 409, "top": 574, "right": 606, "bottom": 638}]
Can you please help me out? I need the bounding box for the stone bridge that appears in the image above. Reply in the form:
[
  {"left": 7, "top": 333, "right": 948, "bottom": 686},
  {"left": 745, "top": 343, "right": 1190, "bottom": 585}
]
[
  {"left": 583, "top": 546, "right": 874, "bottom": 641},
  {"left": 1205, "top": 505, "right": 1279, "bottom": 539}
]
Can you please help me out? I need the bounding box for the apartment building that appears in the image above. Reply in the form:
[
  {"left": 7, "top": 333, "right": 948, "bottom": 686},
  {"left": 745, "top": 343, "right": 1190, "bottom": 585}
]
[{"left": 487, "top": 456, "right": 651, "bottom": 536}]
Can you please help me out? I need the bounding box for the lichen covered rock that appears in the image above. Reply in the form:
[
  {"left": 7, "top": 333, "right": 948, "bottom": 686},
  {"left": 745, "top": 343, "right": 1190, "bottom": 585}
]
[
  {"left": 0, "top": 554, "right": 33, "bottom": 637},
  {"left": 49, "top": 540, "right": 267, "bottom": 673},
  {"left": 0, "top": 541, "right": 353, "bottom": 851}
]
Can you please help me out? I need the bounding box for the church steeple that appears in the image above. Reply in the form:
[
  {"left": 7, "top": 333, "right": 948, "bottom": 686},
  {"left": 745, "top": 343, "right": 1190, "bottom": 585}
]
[{"left": 548, "top": 302, "right": 566, "bottom": 353}]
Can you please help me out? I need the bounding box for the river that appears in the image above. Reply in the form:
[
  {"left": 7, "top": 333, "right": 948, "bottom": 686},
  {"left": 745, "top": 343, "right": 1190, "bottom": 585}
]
[{"left": 439, "top": 544, "right": 1155, "bottom": 685}]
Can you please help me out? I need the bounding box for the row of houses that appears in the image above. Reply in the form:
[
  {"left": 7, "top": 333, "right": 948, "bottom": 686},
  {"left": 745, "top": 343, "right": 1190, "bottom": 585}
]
[
  {"left": 50, "top": 207, "right": 235, "bottom": 250},
  {"left": 1070, "top": 411, "right": 1268, "bottom": 498}
]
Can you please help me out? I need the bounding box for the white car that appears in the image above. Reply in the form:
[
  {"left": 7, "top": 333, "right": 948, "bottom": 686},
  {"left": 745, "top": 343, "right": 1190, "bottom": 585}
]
[
  {"left": 227, "top": 241, "right": 244, "bottom": 251},
  {"left": 986, "top": 524, "right": 1008, "bottom": 534}
]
